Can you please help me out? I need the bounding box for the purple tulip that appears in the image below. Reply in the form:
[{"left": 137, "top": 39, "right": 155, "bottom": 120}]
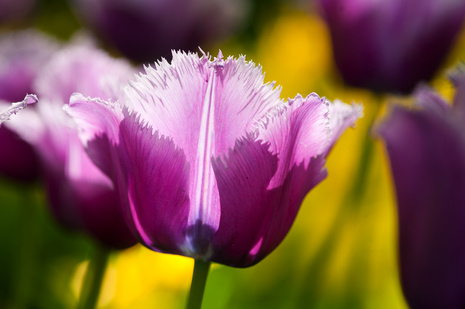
[
  {"left": 70, "top": 0, "right": 248, "bottom": 63},
  {"left": 67, "top": 50, "right": 362, "bottom": 267},
  {"left": 0, "top": 30, "right": 58, "bottom": 182},
  {"left": 8, "top": 42, "right": 137, "bottom": 249},
  {"left": 317, "top": 0, "right": 465, "bottom": 94},
  {"left": 378, "top": 72, "right": 465, "bottom": 308}
]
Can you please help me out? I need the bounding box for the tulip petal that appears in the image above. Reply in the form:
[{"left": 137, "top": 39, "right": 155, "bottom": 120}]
[
  {"left": 210, "top": 135, "right": 327, "bottom": 267},
  {"left": 124, "top": 51, "right": 281, "bottom": 159},
  {"left": 257, "top": 93, "right": 330, "bottom": 188},
  {"left": 67, "top": 93, "right": 123, "bottom": 178},
  {"left": 379, "top": 102, "right": 465, "bottom": 308},
  {"left": 119, "top": 111, "right": 190, "bottom": 254}
]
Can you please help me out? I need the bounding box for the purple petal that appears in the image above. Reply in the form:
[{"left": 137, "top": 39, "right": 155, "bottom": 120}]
[
  {"left": 379, "top": 103, "right": 465, "bottom": 308},
  {"left": 71, "top": 0, "right": 248, "bottom": 62},
  {"left": 117, "top": 111, "right": 190, "bottom": 254},
  {"left": 0, "top": 29, "right": 58, "bottom": 102},
  {"left": 210, "top": 135, "right": 327, "bottom": 267},
  {"left": 0, "top": 95, "right": 40, "bottom": 181},
  {"left": 209, "top": 93, "right": 360, "bottom": 267},
  {"left": 256, "top": 93, "right": 330, "bottom": 188},
  {"left": 35, "top": 41, "right": 135, "bottom": 103},
  {"left": 317, "top": 0, "right": 465, "bottom": 93},
  {"left": 67, "top": 93, "right": 123, "bottom": 177}
]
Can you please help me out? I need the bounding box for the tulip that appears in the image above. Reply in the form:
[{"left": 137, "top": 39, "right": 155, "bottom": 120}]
[
  {"left": 317, "top": 0, "right": 465, "bottom": 94},
  {"left": 70, "top": 0, "right": 248, "bottom": 63},
  {"left": 0, "top": 30, "right": 58, "bottom": 182},
  {"left": 378, "top": 72, "right": 465, "bottom": 308},
  {"left": 7, "top": 41, "right": 137, "bottom": 249},
  {"left": 67, "top": 50, "right": 362, "bottom": 267}
]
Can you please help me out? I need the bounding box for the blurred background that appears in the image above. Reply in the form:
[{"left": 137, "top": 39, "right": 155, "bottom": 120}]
[{"left": 1, "top": 0, "right": 465, "bottom": 308}]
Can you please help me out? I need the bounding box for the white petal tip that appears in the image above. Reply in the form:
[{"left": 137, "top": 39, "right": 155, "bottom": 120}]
[{"left": 0, "top": 94, "right": 38, "bottom": 125}]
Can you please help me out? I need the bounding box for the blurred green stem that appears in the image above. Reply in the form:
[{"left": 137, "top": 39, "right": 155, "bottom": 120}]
[
  {"left": 13, "top": 185, "right": 39, "bottom": 309},
  {"left": 76, "top": 245, "right": 111, "bottom": 309},
  {"left": 347, "top": 99, "right": 383, "bottom": 206},
  {"left": 186, "top": 259, "right": 211, "bottom": 309}
]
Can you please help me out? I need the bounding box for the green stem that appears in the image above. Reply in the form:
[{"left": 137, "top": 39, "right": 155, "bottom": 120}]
[
  {"left": 13, "top": 184, "right": 39, "bottom": 309},
  {"left": 76, "top": 245, "right": 111, "bottom": 309},
  {"left": 347, "top": 100, "right": 383, "bottom": 206},
  {"left": 186, "top": 259, "right": 211, "bottom": 309}
]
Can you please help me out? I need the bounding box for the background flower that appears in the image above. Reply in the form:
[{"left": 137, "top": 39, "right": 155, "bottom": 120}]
[
  {"left": 4, "top": 39, "right": 138, "bottom": 249},
  {"left": 70, "top": 0, "right": 249, "bottom": 63},
  {"left": 378, "top": 73, "right": 465, "bottom": 308},
  {"left": 0, "top": 30, "right": 57, "bottom": 182},
  {"left": 316, "top": 0, "right": 465, "bottom": 93}
]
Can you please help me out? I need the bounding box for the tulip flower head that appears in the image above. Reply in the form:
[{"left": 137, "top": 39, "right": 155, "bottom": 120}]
[
  {"left": 317, "top": 0, "right": 465, "bottom": 94},
  {"left": 67, "top": 50, "right": 362, "bottom": 267},
  {"left": 0, "top": 30, "right": 58, "bottom": 182},
  {"left": 6, "top": 41, "right": 137, "bottom": 249},
  {"left": 379, "top": 71, "right": 465, "bottom": 308}
]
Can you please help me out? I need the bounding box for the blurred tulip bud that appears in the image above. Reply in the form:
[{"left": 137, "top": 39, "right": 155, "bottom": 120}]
[
  {"left": 379, "top": 70, "right": 465, "bottom": 308},
  {"left": 317, "top": 0, "right": 465, "bottom": 94}
]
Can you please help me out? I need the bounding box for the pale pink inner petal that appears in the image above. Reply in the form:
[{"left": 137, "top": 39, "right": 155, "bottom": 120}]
[{"left": 257, "top": 93, "right": 331, "bottom": 188}]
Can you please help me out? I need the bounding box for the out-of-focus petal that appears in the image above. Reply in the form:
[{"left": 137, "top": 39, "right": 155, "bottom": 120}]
[
  {"left": 67, "top": 93, "right": 123, "bottom": 179},
  {"left": 71, "top": 0, "right": 249, "bottom": 62},
  {"left": 36, "top": 41, "right": 135, "bottom": 103},
  {"left": 317, "top": 0, "right": 465, "bottom": 93},
  {"left": 0, "top": 30, "right": 57, "bottom": 181},
  {"left": 379, "top": 82, "right": 465, "bottom": 308}
]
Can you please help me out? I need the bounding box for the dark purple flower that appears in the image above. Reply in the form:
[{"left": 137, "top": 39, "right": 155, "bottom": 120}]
[
  {"left": 67, "top": 50, "right": 362, "bottom": 267},
  {"left": 378, "top": 72, "right": 465, "bottom": 308},
  {"left": 0, "top": 30, "right": 58, "bottom": 182},
  {"left": 8, "top": 41, "right": 137, "bottom": 249},
  {"left": 317, "top": 0, "right": 465, "bottom": 94},
  {"left": 70, "top": 0, "right": 248, "bottom": 63}
]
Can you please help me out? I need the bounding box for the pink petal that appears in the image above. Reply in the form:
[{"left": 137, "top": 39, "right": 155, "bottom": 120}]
[
  {"left": 256, "top": 93, "right": 331, "bottom": 188},
  {"left": 66, "top": 93, "right": 123, "bottom": 177},
  {"left": 118, "top": 111, "right": 190, "bottom": 254},
  {"left": 210, "top": 136, "right": 327, "bottom": 267}
]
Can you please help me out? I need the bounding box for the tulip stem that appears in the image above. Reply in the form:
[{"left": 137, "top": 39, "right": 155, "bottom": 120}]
[
  {"left": 348, "top": 99, "right": 383, "bottom": 206},
  {"left": 186, "top": 259, "right": 211, "bottom": 309},
  {"left": 77, "top": 245, "right": 111, "bottom": 309}
]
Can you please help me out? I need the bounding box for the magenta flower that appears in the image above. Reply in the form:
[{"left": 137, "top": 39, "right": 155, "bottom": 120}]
[
  {"left": 317, "top": 0, "right": 465, "bottom": 94},
  {"left": 0, "top": 30, "right": 58, "bottom": 182},
  {"left": 378, "top": 72, "right": 465, "bottom": 308},
  {"left": 70, "top": 0, "right": 248, "bottom": 62},
  {"left": 8, "top": 42, "right": 137, "bottom": 249},
  {"left": 67, "top": 51, "right": 362, "bottom": 266}
]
